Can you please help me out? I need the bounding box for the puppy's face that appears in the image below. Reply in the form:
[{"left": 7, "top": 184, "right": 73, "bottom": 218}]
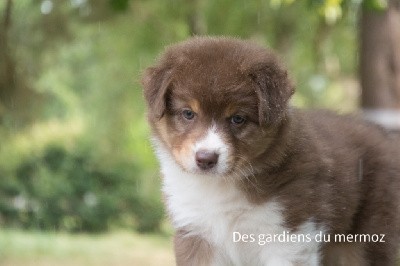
[
  {"left": 142, "top": 37, "right": 294, "bottom": 177},
  {"left": 157, "top": 75, "right": 266, "bottom": 176}
]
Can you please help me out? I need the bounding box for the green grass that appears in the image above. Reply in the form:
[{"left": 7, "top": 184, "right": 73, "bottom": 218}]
[
  {"left": 2, "top": 229, "right": 398, "bottom": 265},
  {"left": 0, "top": 229, "right": 175, "bottom": 266}
]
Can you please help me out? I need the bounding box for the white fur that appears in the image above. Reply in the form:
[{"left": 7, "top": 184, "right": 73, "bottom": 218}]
[
  {"left": 182, "top": 124, "right": 230, "bottom": 174},
  {"left": 153, "top": 139, "right": 323, "bottom": 266}
]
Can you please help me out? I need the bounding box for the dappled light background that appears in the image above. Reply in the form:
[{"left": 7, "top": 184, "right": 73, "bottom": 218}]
[{"left": 0, "top": 0, "right": 376, "bottom": 265}]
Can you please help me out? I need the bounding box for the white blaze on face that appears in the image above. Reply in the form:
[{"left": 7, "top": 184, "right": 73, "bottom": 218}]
[{"left": 186, "top": 124, "right": 230, "bottom": 174}]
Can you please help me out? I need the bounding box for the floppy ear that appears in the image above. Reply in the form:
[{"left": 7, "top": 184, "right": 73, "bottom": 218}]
[
  {"left": 248, "top": 62, "right": 294, "bottom": 126},
  {"left": 141, "top": 66, "right": 172, "bottom": 120}
]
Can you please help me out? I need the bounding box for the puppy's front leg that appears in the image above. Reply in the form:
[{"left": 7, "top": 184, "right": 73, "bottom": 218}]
[{"left": 174, "top": 230, "right": 217, "bottom": 266}]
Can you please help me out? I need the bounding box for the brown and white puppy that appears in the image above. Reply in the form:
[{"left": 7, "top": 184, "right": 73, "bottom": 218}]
[{"left": 141, "top": 37, "right": 400, "bottom": 266}]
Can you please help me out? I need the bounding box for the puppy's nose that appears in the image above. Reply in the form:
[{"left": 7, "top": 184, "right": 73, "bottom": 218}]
[{"left": 195, "top": 150, "right": 219, "bottom": 170}]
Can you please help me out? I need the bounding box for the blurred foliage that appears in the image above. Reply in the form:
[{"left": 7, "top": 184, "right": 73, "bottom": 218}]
[
  {"left": 0, "top": 120, "right": 163, "bottom": 232},
  {"left": 0, "top": 0, "right": 374, "bottom": 232}
]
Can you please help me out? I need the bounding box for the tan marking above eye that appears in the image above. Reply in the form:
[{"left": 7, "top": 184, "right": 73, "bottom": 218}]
[
  {"left": 224, "top": 104, "right": 238, "bottom": 117},
  {"left": 188, "top": 99, "right": 201, "bottom": 114}
]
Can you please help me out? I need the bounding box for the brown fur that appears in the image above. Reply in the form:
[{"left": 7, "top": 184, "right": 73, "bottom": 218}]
[
  {"left": 142, "top": 36, "right": 400, "bottom": 265},
  {"left": 174, "top": 229, "right": 214, "bottom": 266}
]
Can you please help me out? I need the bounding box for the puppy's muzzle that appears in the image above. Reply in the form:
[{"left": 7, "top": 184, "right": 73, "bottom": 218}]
[{"left": 195, "top": 150, "right": 219, "bottom": 170}]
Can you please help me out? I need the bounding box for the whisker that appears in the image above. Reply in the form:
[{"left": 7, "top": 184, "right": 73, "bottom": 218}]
[{"left": 233, "top": 154, "right": 265, "bottom": 194}]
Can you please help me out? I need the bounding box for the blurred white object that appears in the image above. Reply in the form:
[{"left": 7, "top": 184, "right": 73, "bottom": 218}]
[{"left": 363, "top": 108, "right": 400, "bottom": 130}]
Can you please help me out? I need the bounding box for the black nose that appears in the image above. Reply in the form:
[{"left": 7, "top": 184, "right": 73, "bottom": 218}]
[{"left": 195, "top": 150, "right": 219, "bottom": 170}]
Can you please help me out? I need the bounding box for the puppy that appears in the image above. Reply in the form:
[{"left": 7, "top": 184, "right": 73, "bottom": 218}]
[{"left": 142, "top": 37, "right": 400, "bottom": 266}]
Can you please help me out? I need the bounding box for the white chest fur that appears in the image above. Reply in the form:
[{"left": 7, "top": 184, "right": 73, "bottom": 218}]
[{"left": 155, "top": 142, "right": 322, "bottom": 266}]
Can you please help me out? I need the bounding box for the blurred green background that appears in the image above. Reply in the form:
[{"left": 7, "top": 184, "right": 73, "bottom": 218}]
[{"left": 0, "top": 0, "right": 395, "bottom": 265}]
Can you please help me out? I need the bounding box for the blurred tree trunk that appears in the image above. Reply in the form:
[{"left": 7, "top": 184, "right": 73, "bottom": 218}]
[
  {"left": 187, "top": 0, "right": 206, "bottom": 35},
  {"left": 0, "top": 0, "right": 15, "bottom": 117},
  {"left": 0, "top": 0, "right": 44, "bottom": 125},
  {"left": 360, "top": 0, "right": 400, "bottom": 129}
]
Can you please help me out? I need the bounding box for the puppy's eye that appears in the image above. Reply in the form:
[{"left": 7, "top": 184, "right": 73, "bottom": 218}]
[
  {"left": 182, "top": 109, "right": 196, "bottom": 120},
  {"left": 231, "top": 115, "right": 246, "bottom": 125}
]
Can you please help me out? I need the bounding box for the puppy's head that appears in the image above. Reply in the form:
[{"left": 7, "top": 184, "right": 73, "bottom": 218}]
[{"left": 142, "top": 37, "right": 294, "bottom": 177}]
